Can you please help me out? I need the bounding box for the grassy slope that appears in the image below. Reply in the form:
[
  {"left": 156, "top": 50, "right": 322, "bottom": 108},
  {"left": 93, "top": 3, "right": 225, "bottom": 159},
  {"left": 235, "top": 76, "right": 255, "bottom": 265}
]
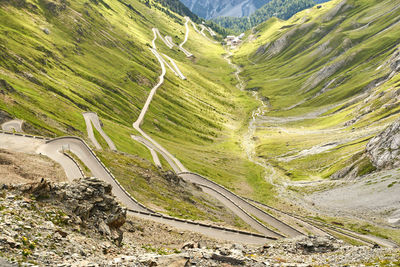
[
  {"left": 0, "top": 0, "right": 275, "bottom": 223},
  {"left": 235, "top": 0, "right": 400, "bottom": 181},
  {"left": 143, "top": 24, "right": 274, "bottom": 201}
]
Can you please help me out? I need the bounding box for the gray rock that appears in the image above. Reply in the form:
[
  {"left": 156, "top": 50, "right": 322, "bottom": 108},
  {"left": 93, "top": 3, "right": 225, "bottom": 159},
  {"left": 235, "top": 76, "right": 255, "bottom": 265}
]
[
  {"left": 295, "top": 236, "right": 337, "bottom": 253},
  {"left": 42, "top": 28, "right": 50, "bottom": 35},
  {"left": 0, "top": 258, "right": 17, "bottom": 267},
  {"left": 12, "top": 177, "right": 126, "bottom": 245},
  {"left": 0, "top": 235, "right": 17, "bottom": 248},
  {"left": 211, "top": 253, "right": 245, "bottom": 265},
  {"left": 366, "top": 119, "right": 400, "bottom": 170},
  {"left": 181, "top": 241, "right": 195, "bottom": 250}
]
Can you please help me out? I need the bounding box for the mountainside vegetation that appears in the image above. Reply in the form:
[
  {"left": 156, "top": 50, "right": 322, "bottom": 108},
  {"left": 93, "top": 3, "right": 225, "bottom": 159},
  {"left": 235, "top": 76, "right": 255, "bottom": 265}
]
[
  {"left": 154, "top": 0, "right": 233, "bottom": 35},
  {"left": 0, "top": 0, "right": 273, "bottom": 221},
  {"left": 212, "top": 0, "right": 329, "bottom": 33},
  {"left": 155, "top": 0, "right": 200, "bottom": 22},
  {"left": 234, "top": 0, "right": 400, "bottom": 182}
]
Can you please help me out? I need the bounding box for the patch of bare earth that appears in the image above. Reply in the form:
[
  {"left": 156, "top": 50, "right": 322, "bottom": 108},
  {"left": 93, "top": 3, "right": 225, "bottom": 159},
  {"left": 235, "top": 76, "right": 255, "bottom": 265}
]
[{"left": 0, "top": 149, "right": 67, "bottom": 184}]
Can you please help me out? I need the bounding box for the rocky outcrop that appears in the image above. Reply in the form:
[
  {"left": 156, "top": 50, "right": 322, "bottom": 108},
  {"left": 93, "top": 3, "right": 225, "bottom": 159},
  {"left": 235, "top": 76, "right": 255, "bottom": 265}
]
[
  {"left": 263, "top": 23, "right": 315, "bottom": 58},
  {"left": 302, "top": 58, "right": 347, "bottom": 92},
  {"left": 295, "top": 235, "right": 339, "bottom": 253},
  {"left": 331, "top": 164, "right": 359, "bottom": 180},
  {"left": 13, "top": 177, "right": 127, "bottom": 245},
  {"left": 0, "top": 184, "right": 398, "bottom": 266},
  {"left": 366, "top": 119, "right": 400, "bottom": 170},
  {"left": 322, "top": 0, "right": 351, "bottom": 22},
  {"left": 161, "top": 170, "right": 185, "bottom": 185}
]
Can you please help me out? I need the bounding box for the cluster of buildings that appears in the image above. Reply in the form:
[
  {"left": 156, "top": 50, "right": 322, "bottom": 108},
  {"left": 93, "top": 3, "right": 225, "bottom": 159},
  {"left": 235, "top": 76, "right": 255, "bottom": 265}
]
[{"left": 224, "top": 33, "right": 245, "bottom": 48}]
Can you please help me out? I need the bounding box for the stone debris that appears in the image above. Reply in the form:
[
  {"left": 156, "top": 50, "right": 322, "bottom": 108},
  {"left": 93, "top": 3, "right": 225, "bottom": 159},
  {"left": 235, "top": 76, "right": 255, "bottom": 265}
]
[
  {"left": 15, "top": 177, "right": 126, "bottom": 245},
  {"left": 0, "top": 179, "right": 398, "bottom": 266}
]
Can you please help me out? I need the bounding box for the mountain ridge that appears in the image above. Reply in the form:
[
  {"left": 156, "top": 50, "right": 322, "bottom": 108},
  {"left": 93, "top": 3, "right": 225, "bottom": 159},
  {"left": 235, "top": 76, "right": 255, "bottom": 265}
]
[
  {"left": 212, "top": 0, "right": 330, "bottom": 33},
  {"left": 180, "top": 0, "right": 267, "bottom": 19}
]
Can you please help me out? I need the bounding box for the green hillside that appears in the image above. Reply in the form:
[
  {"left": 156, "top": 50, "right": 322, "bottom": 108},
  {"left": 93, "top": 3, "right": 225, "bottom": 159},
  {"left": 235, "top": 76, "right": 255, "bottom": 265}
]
[
  {"left": 2, "top": 0, "right": 400, "bottom": 243},
  {"left": 234, "top": 0, "right": 400, "bottom": 181},
  {"left": 0, "top": 0, "right": 273, "bottom": 221}
]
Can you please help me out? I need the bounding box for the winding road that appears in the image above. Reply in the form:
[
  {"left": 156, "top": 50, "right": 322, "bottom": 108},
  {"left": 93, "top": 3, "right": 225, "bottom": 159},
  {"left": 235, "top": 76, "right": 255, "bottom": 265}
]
[
  {"left": 83, "top": 112, "right": 116, "bottom": 151},
  {"left": 0, "top": 26, "right": 344, "bottom": 244},
  {"left": 2, "top": 130, "right": 395, "bottom": 246},
  {"left": 165, "top": 36, "right": 175, "bottom": 48},
  {"left": 132, "top": 29, "right": 188, "bottom": 173},
  {"left": 0, "top": 131, "right": 278, "bottom": 244},
  {"left": 191, "top": 22, "right": 201, "bottom": 34},
  {"left": 131, "top": 135, "right": 179, "bottom": 172},
  {"left": 128, "top": 209, "right": 275, "bottom": 244},
  {"left": 179, "top": 172, "right": 301, "bottom": 238},
  {"left": 40, "top": 137, "right": 150, "bottom": 212},
  {"left": 1, "top": 119, "right": 23, "bottom": 132},
  {"left": 251, "top": 199, "right": 399, "bottom": 248},
  {"left": 179, "top": 17, "right": 193, "bottom": 57},
  {"left": 152, "top": 28, "right": 173, "bottom": 49},
  {"left": 1, "top": 20, "right": 396, "bottom": 247},
  {"left": 199, "top": 184, "right": 282, "bottom": 238},
  {"left": 150, "top": 28, "right": 186, "bottom": 80},
  {"left": 131, "top": 135, "right": 162, "bottom": 169},
  {"left": 130, "top": 26, "right": 304, "bottom": 238},
  {"left": 162, "top": 53, "right": 186, "bottom": 80}
]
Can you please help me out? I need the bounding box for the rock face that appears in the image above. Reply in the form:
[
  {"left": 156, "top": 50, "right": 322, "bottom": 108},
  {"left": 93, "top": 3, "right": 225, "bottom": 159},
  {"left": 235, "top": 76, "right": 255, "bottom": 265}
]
[
  {"left": 14, "top": 177, "right": 127, "bottom": 245},
  {"left": 180, "top": 0, "right": 265, "bottom": 19},
  {"left": 366, "top": 119, "right": 400, "bottom": 170}
]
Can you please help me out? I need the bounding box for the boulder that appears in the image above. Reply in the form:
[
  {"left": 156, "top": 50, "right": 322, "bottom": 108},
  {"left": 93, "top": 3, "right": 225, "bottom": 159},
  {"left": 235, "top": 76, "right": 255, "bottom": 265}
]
[
  {"left": 295, "top": 236, "right": 338, "bottom": 253},
  {"left": 211, "top": 253, "right": 245, "bottom": 265},
  {"left": 42, "top": 28, "right": 50, "bottom": 35},
  {"left": 181, "top": 241, "right": 195, "bottom": 250}
]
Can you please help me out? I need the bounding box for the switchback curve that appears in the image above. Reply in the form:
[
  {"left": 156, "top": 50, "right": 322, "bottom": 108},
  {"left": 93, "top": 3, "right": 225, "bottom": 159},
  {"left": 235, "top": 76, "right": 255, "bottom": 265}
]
[
  {"left": 82, "top": 112, "right": 117, "bottom": 151},
  {"left": 1, "top": 119, "right": 23, "bottom": 132}
]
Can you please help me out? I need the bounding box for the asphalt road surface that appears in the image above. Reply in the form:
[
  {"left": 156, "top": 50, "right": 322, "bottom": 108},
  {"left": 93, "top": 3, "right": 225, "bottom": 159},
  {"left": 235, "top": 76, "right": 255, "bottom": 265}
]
[
  {"left": 1, "top": 120, "right": 23, "bottom": 132},
  {"left": 83, "top": 112, "right": 117, "bottom": 151}
]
